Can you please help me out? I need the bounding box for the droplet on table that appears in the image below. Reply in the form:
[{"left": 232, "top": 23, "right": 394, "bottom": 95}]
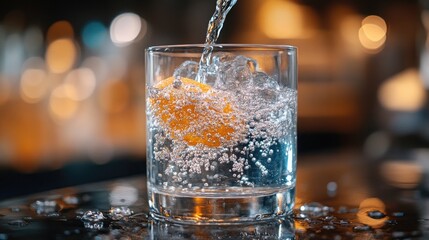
[
  {"left": 81, "top": 210, "right": 105, "bottom": 222},
  {"left": 109, "top": 206, "right": 133, "bottom": 220},
  {"left": 367, "top": 210, "right": 386, "bottom": 219},
  {"left": 7, "top": 219, "right": 29, "bottom": 227}
]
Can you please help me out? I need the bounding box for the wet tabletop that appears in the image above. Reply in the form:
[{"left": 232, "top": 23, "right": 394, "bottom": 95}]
[{"left": 0, "top": 150, "right": 428, "bottom": 239}]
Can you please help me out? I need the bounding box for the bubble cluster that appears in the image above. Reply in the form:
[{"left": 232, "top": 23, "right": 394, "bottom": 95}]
[{"left": 148, "top": 53, "right": 297, "bottom": 191}]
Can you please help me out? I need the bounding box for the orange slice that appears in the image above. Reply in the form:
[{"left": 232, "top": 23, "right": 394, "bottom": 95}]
[{"left": 149, "top": 77, "right": 243, "bottom": 147}]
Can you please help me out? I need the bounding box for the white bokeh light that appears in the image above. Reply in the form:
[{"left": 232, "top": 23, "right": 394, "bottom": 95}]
[{"left": 110, "top": 12, "right": 144, "bottom": 46}]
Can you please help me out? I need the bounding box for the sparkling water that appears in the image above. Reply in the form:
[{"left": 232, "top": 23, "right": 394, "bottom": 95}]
[
  {"left": 146, "top": 0, "right": 296, "bottom": 223},
  {"left": 147, "top": 52, "right": 297, "bottom": 223}
]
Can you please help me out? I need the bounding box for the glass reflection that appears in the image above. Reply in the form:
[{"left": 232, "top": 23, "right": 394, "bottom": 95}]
[{"left": 148, "top": 218, "right": 295, "bottom": 240}]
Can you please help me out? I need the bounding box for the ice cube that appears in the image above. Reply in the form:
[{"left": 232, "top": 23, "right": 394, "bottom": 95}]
[
  {"left": 252, "top": 71, "right": 280, "bottom": 102},
  {"left": 214, "top": 55, "right": 257, "bottom": 90},
  {"left": 252, "top": 71, "right": 280, "bottom": 90},
  {"left": 211, "top": 52, "right": 237, "bottom": 67},
  {"left": 173, "top": 60, "right": 199, "bottom": 80}
]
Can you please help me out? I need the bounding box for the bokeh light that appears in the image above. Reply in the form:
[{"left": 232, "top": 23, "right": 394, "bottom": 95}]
[
  {"left": 0, "top": 77, "right": 11, "bottom": 106},
  {"left": 82, "top": 56, "right": 109, "bottom": 81},
  {"left": 63, "top": 68, "right": 97, "bottom": 101},
  {"left": 358, "top": 15, "right": 387, "bottom": 53},
  {"left": 46, "top": 39, "right": 77, "bottom": 74},
  {"left": 46, "top": 20, "right": 74, "bottom": 43},
  {"left": 381, "top": 161, "right": 423, "bottom": 189},
  {"left": 378, "top": 68, "right": 426, "bottom": 112},
  {"left": 82, "top": 21, "right": 108, "bottom": 50},
  {"left": 258, "top": 0, "right": 315, "bottom": 39},
  {"left": 110, "top": 13, "right": 144, "bottom": 46},
  {"left": 3, "top": 34, "right": 25, "bottom": 77},
  {"left": 49, "top": 85, "right": 79, "bottom": 121},
  {"left": 98, "top": 80, "right": 130, "bottom": 114},
  {"left": 23, "top": 26, "right": 43, "bottom": 55},
  {"left": 20, "top": 69, "right": 49, "bottom": 103},
  {"left": 357, "top": 198, "right": 388, "bottom": 228}
]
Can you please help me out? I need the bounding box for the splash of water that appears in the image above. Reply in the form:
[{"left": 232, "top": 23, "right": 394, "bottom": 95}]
[{"left": 197, "top": 0, "right": 238, "bottom": 82}]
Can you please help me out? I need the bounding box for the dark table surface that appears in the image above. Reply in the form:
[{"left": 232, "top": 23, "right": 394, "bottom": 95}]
[{"left": 0, "top": 149, "right": 427, "bottom": 239}]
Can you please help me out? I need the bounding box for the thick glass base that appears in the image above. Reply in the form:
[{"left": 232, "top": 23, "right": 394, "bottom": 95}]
[{"left": 148, "top": 186, "right": 295, "bottom": 225}]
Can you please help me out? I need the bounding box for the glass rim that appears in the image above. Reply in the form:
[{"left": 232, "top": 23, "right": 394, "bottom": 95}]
[{"left": 146, "top": 44, "right": 297, "bottom": 53}]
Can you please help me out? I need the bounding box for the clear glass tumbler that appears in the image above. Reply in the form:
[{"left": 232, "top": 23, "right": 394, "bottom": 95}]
[{"left": 146, "top": 44, "right": 297, "bottom": 224}]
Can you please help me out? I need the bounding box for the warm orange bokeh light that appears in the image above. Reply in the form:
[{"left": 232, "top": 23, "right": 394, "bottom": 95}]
[
  {"left": 381, "top": 161, "right": 423, "bottom": 189},
  {"left": 46, "top": 20, "right": 74, "bottom": 43},
  {"left": 358, "top": 15, "right": 387, "bottom": 52},
  {"left": 259, "top": 0, "right": 304, "bottom": 39},
  {"left": 20, "top": 69, "right": 49, "bottom": 103},
  {"left": 378, "top": 68, "right": 426, "bottom": 111},
  {"left": 49, "top": 86, "right": 79, "bottom": 121},
  {"left": 46, "top": 39, "right": 77, "bottom": 74},
  {"left": 99, "top": 80, "right": 130, "bottom": 114},
  {"left": 0, "top": 79, "right": 11, "bottom": 106},
  {"left": 63, "top": 68, "right": 97, "bottom": 101}
]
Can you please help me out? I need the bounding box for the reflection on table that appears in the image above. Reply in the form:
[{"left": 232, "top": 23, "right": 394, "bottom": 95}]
[{"left": 0, "top": 150, "right": 428, "bottom": 239}]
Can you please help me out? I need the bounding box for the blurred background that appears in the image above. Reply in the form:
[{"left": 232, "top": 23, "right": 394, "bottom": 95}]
[{"left": 0, "top": 0, "right": 427, "bottom": 199}]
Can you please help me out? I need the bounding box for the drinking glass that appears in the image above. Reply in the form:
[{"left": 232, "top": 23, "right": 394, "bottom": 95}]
[{"left": 146, "top": 44, "right": 297, "bottom": 224}]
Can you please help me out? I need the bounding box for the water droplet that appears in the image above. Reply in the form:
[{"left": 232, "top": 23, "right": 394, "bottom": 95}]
[
  {"left": 109, "top": 206, "right": 133, "bottom": 220},
  {"left": 299, "top": 202, "right": 330, "bottom": 217},
  {"left": 63, "top": 195, "right": 79, "bottom": 205},
  {"left": 81, "top": 210, "right": 105, "bottom": 222},
  {"left": 327, "top": 181, "right": 337, "bottom": 197},
  {"left": 8, "top": 219, "right": 29, "bottom": 227},
  {"left": 367, "top": 210, "right": 386, "bottom": 219},
  {"left": 391, "top": 231, "right": 406, "bottom": 238},
  {"left": 83, "top": 221, "right": 104, "bottom": 230},
  {"left": 294, "top": 213, "right": 307, "bottom": 219},
  {"left": 339, "top": 219, "right": 350, "bottom": 225},
  {"left": 392, "top": 212, "right": 405, "bottom": 217},
  {"left": 322, "top": 225, "right": 336, "bottom": 230},
  {"left": 353, "top": 225, "right": 371, "bottom": 232},
  {"left": 30, "top": 200, "right": 60, "bottom": 215},
  {"left": 9, "top": 207, "right": 20, "bottom": 213},
  {"left": 47, "top": 212, "right": 61, "bottom": 218},
  {"left": 337, "top": 206, "right": 348, "bottom": 214},
  {"left": 385, "top": 219, "right": 398, "bottom": 225}
]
